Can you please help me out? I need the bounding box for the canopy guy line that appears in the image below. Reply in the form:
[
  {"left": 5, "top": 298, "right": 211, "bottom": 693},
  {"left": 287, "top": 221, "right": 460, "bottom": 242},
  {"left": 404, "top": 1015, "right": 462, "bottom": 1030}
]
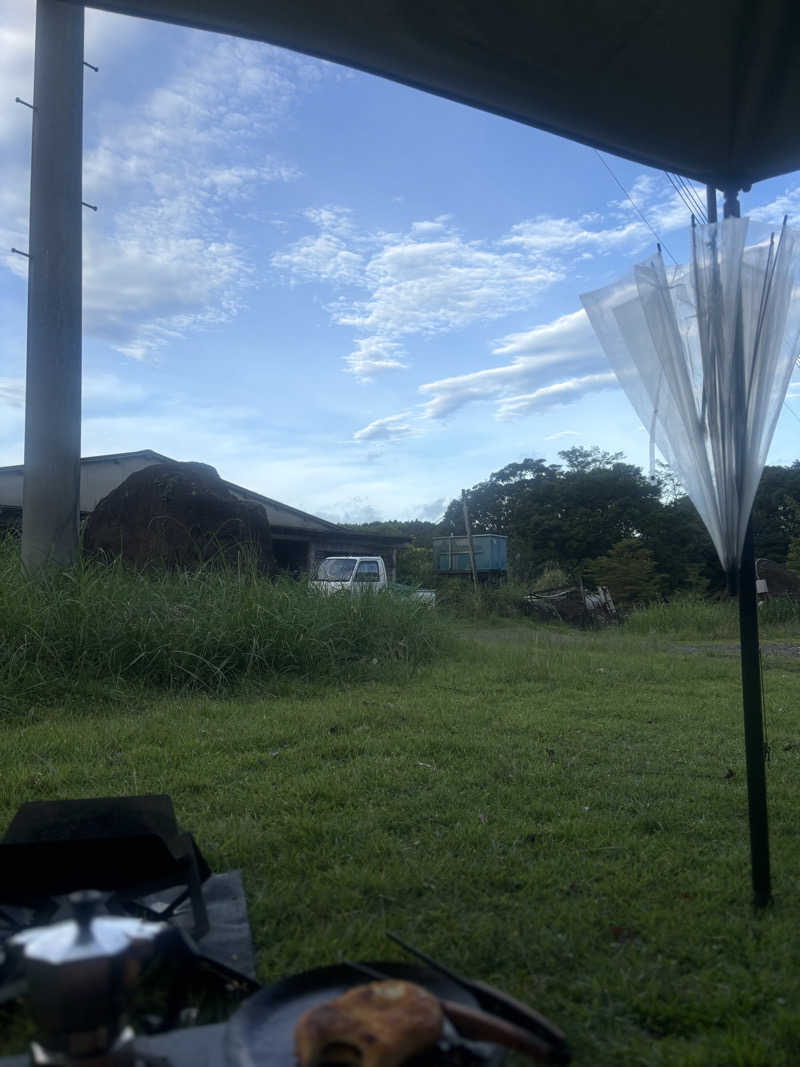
[{"left": 594, "top": 149, "right": 679, "bottom": 264}]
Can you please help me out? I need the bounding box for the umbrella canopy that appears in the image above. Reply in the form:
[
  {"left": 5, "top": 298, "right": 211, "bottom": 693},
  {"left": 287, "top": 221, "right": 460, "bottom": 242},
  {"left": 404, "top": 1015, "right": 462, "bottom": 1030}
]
[
  {"left": 580, "top": 218, "right": 800, "bottom": 573},
  {"left": 70, "top": 0, "right": 800, "bottom": 190}
]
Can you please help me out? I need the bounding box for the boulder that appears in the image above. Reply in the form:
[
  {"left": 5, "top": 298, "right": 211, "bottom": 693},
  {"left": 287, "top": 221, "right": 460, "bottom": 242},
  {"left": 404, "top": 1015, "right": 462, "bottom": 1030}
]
[{"left": 83, "top": 461, "right": 273, "bottom": 572}]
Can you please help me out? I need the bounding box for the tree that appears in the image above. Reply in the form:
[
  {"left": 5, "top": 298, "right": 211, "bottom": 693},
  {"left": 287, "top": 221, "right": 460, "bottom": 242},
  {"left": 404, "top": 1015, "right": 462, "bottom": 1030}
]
[
  {"left": 584, "top": 538, "right": 664, "bottom": 605},
  {"left": 440, "top": 451, "right": 800, "bottom": 594},
  {"left": 438, "top": 458, "right": 557, "bottom": 536},
  {"left": 786, "top": 536, "right": 800, "bottom": 576},
  {"left": 441, "top": 450, "right": 661, "bottom": 582},
  {"left": 505, "top": 460, "right": 661, "bottom": 578},
  {"left": 396, "top": 546, "right": 436, "bottom": 586},
  {"left": 751, "top": 464, "right": 800, "bottom": 563},
  {"left": 344, "top": 519, "right": 439, "bottom": 549},
  {"left": 558, "top": 445, "right": 625, "bottom": 472}
]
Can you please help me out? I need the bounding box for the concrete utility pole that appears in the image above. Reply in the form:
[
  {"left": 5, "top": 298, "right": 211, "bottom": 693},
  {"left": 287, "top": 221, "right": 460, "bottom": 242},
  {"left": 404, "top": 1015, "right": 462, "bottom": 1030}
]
[{"left": 22, "top": 0, "right": 84, "bottom": 570}]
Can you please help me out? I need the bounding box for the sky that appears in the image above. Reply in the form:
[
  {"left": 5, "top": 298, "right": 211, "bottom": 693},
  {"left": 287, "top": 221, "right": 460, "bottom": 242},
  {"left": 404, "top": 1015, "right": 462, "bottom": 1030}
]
[{"left": 1, "top": 4, "right": 799, "bottom": 524}]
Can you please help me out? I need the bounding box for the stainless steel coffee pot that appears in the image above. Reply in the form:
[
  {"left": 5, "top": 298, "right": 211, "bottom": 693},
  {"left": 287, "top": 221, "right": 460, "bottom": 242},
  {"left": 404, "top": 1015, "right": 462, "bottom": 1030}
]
[{"left": 10, "top": 890, "right": 170, "bottom": 1065}]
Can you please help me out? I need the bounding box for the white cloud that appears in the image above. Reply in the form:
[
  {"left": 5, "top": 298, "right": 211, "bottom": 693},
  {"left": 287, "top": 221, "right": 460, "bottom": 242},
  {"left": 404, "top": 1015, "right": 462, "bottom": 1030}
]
[
  {"left": 273, "top": 232, "right": 364, "bottom": 285},
  {"left": 77, "top": 33, "right": 316, "bottom": 359},
  {"left": 502, "top": 214, "right": 645, "bottom": 258},
  {"left": 345, "top": 338, "right": 408, "bottom": 378},
  {"left": 348, "top": 310, "right": 618, "bottom": 445},
  {"left": 419, "top": 309, "right": 603, "bottom": 418},
  {"left": 340, "top": 237, "right": 559, "bottom": 336},
  {"left": 271, "top": 174, "right": 721, "bottom": 389},
  {"left": 273, "top": 212, "right": 563, "bottom": 380},
  {"left": 417, "top": 497, "right": 448, "bottom": 521},
  {"left": 496, "top": 372, "right": 618, "bottom": 418},
  {"left": 411, "top": 219, "right": 449, "bottom": 236},
  {"left": 750, "top": 187, "right": 800, "bottom": 226},
  {"left": 1, "top": 11, "right": 327, "bottom": 362},
  {"left": 544, "top": 430, "right": 581, "bottom": 440},
  {"left": 353, "top": 413, "right": 417, "bottom": 442},
  {"left": 304, "top": 206, "right": 355, "bottom": 235},
  {"left": 0, "top": 377, "right": 24, "bottom": 408}
]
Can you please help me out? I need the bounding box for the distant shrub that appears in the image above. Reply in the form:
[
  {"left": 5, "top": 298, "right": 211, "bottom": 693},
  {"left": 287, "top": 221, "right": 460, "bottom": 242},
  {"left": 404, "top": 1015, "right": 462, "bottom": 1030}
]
[{"left": 530, "top": 564, "right": 571, "bottom": 591}]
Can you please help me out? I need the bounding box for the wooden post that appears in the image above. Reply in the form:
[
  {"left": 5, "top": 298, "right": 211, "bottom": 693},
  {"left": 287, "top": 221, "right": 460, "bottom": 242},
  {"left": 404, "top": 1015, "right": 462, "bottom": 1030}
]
[
  {"left": 461, "top": 490, "right": 479, "bottom": 592},
  {"left": 22, "top": 0, "right": 84, "bottom": 570}
]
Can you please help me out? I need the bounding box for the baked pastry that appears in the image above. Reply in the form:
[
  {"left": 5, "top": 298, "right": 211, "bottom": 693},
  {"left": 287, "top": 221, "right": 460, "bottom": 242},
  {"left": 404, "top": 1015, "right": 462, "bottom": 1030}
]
[{"left": 294, "top": 980, "right": 444, "bottom": 1067}]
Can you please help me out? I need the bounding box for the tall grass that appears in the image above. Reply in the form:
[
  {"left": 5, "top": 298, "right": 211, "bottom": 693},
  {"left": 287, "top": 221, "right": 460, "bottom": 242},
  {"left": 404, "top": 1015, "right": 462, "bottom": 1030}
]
[
  {"left": 434, "top": 578, "right": 531, "bottom": 620},
  {"left": 0, "top": 537, "right": 445, "bottom": 713},
  {"left": 624, "top": 593, "right": 800, "bottom": 640}
]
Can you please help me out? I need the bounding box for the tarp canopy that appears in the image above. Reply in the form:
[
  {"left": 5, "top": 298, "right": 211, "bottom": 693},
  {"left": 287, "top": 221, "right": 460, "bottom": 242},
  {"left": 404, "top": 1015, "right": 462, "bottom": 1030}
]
[{"left": 69, "top": 0, "right": 800, "bottom": 190}]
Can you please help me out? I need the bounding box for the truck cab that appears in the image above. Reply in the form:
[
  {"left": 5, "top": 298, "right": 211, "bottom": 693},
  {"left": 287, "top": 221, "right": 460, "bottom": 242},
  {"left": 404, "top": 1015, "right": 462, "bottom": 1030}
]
[{"left": 311, "top": 556, "right": 388, "bottom": 594}]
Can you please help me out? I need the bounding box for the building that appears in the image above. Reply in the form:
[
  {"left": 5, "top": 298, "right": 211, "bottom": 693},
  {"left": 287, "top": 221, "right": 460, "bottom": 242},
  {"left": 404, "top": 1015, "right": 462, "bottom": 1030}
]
[{"left": 0, "top": 450, "right": 410, "bottom": 577}]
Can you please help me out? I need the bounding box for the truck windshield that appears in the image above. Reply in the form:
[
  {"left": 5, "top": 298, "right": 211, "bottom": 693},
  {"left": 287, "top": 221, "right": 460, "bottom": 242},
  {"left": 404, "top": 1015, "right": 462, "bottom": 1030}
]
[{"left": 315, "top": 559, "right": 356, "bottom": 581}]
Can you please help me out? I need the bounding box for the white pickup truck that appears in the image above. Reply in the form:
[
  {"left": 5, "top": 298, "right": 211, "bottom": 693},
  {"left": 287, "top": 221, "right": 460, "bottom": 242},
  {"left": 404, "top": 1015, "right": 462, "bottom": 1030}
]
[{"left": 311, "top": 556, "right": 435, "bottom": 603}]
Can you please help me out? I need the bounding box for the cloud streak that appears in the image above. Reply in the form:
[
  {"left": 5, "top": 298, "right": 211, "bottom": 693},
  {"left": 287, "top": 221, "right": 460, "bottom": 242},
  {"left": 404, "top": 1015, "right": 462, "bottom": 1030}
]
[
  {"left": 419, "top": 309, "right": 603, "bottom": 419},
  {"left": 353, "top": 413, "right": 417, "bottom": 442}
]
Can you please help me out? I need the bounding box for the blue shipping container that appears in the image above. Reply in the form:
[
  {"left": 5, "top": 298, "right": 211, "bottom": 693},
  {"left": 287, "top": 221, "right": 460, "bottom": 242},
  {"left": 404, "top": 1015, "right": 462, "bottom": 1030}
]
[{"left": 432, "top": 534, "right": 507, "bottom": 573}]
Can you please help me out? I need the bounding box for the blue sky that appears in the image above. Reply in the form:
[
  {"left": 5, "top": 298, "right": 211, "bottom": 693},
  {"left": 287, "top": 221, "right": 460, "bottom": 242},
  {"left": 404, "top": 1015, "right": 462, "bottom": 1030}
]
[{"left": 2, "top": 3, "right": 799, "bottom": 522}]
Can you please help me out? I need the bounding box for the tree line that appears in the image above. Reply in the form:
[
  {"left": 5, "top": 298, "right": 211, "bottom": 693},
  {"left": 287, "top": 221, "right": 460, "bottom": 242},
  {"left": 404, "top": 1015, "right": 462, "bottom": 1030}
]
[{"left": 347, "top": 447, "right": 800, "bottom": 602}]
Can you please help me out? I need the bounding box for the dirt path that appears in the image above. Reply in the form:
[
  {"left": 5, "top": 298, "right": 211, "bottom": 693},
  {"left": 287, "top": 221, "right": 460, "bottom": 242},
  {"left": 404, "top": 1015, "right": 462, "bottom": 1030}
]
[{"left": 673, "top": 641, "right": 800, "bottom": 658}]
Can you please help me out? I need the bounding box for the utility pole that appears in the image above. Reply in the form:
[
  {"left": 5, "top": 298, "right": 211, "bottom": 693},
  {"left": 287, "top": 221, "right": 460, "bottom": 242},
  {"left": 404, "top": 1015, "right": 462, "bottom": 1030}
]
[{"left": 22, "top": 0, "right": 84, "bottom": 570}]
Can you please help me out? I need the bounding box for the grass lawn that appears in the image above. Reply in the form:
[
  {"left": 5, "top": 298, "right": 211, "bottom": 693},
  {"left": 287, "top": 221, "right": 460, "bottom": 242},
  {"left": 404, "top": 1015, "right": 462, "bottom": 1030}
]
[{"left": 2, "top": 617, "right": 800, "bottom": 1065}]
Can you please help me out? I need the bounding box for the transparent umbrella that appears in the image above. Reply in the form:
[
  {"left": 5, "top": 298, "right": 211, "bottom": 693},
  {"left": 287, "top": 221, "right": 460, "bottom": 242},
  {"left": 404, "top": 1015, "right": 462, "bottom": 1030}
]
[{"left": 581, "top": 216, "right": 800, "bottom": 905}]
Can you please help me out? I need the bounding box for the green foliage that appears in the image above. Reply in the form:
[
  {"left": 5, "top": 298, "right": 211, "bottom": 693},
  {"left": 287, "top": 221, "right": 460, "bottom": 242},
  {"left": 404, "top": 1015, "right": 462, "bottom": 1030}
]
[
  {"left": 434, "top": 578, "right": 531, "bottom": 620},
  {"left": 786, "top": 536, "right": 800, "bottom": 576},
  {"left": 0, "top": 536, "right": 445, "bottom": 715},
  {"left": 395, "top": 545, "right": 436, "bottom": 587},
  {"left": 441, "top": 450, "right": 663, "bottom": 582},
  {"left": 751, "top": 465, "right": 800, "bottom": 563},
  {"left": 585, "top": 538, "right": 665, "bottom": 606},
  {"left": 342, "top": 519, "right": 439, "bottom": 549},
  {"left": 531, "top": 563, "right": 571, "bottom": 591},
  {"left": 557, "top": 444, "right": 625, "bottom": 471}
]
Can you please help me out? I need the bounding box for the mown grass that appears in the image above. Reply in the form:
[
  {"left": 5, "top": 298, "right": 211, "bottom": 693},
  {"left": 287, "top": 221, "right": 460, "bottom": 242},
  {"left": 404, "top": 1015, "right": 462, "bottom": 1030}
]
[{"left": 2, "top": 550, "right": 800, "bottom": 1064}]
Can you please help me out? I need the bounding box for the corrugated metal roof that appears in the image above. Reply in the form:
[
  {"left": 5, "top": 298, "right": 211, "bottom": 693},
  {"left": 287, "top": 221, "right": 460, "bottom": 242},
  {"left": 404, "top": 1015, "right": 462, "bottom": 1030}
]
[{"left": 0, "top": 451, "right": 411, "bottom": 545}]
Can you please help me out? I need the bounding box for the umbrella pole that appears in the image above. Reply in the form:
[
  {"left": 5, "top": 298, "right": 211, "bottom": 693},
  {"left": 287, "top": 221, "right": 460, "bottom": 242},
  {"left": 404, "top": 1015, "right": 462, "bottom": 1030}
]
[
  {"left": 721, "top": 184, "right": 772, "bottom": 907},
  {"left": 738, "top": 520, "right": 771, "bottom": 907}
]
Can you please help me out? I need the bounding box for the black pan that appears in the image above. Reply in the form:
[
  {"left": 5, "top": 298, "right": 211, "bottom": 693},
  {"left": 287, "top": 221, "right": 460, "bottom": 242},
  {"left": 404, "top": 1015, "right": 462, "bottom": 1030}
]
[{"left": 224, "top": 962, "right": 504, "bottom": 1067}]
